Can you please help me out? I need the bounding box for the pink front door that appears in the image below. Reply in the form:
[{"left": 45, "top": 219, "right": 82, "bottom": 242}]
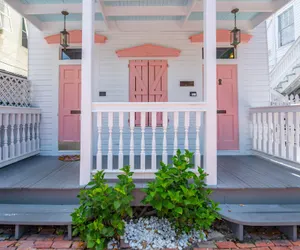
[
  {"left": 129, "top": 60, "right": 168, "bottom": 126},
  {"left": 217, "top": 65, "right": 239, "bottom": 150},
  {"left": 59, "top": 65, "right": 81, "bottom": 142}
]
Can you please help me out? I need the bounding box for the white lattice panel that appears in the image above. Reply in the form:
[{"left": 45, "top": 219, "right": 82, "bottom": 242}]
[{"left": 0, "top": 71, "right": 31, "bottom": 107}]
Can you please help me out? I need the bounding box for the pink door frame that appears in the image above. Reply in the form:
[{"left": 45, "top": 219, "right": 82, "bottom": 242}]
[
  {"left": 59, "top": 65, "right": 82, "bottom": 142},
  {"left": 129, "top": 60, "right": 168, "bottom": 126},
  {"left": 217, "top": 64, "right": 239, "bottom": 150}
]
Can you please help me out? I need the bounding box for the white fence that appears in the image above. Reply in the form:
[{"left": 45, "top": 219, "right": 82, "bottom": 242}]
[
  {"left": 0, "top": 107, "right": 41, "bottom": 168},
  {"left": 250, "top": 105, "right": 300, "bottom": 164},
  {"left": 0, "top": 71, "right": 31, "bottom": 107},
  {"left": 92, "top": 102, "right": 207, "bottom": 178}
]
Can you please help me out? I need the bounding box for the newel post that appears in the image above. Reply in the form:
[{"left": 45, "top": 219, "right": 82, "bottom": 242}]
[
  {"left": 80, "top": 0, "right": 95, "bottom": 185},
  {"left": 203, "top": 0, "right": 217, "bottom": 185}
]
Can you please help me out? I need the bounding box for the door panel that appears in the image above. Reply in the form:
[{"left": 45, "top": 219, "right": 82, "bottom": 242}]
[
  {"left": 217, "top": 65, "right": 239, "bottom": 150},
  {"left": 129, "top": 60, "right": 168, "bottom": 126},
  {"left": 59, "top": 65, "right": 81, "bottom": 142}
]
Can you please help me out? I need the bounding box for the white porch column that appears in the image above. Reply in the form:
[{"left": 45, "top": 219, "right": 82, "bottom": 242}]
[
  {"left": 80, "top": 0, "right": 95, "bottom": 185},
  {"left": 203, "top": 0, "right": 217, "bottom": 185}
]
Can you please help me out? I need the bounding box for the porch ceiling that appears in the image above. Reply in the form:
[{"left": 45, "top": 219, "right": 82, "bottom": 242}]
[{"left": 8, "top": 0, "right": 291, "bottom": 32}]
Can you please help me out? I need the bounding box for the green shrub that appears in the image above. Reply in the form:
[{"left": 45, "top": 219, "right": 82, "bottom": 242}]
[
  {"left": 72, "top": 166, "right": 135, "bottom": 250},
  {"left": 142, "top": 150, "right": 220, "bottom": 234}
]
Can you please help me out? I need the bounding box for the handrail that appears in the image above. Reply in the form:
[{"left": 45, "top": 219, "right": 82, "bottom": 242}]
[
  {"left": 92, "top": 102, "right": 207, "bottom": 112},
  {"left": 270, "top": 36, "right": 300, "bottom": 87}
]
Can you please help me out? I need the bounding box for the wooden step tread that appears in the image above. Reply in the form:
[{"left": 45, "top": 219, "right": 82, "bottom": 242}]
[
  {"left": 0, "top": 204, "right": 78, "bottom": 225},
  {"left": 219, "top": 204, "right": 300, "bottom": 241}
]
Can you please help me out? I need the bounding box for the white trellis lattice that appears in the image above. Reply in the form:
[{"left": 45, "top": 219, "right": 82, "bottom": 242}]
[{"left": 0, "top": 71, "right": 31, "bottom": 107}]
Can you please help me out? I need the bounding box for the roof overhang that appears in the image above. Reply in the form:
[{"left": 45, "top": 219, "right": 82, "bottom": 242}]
[{"left": 6, "top": 0, "right": 292, "bottom": 32}]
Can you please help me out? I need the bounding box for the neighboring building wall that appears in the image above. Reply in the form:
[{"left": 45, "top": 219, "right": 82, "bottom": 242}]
[
  {"left": 0, "top": 2, "right": 28, "bottom": 76},
  {"left": 28, "top": 22, "right": 269, "bottom": 156},
  {"left": 267, "top": 0, "right": 300, "bottom": 71}
]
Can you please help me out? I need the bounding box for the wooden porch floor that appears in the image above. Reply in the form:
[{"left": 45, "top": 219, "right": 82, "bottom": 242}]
[{"left": 0, "top": 155, "right": 300, "bottom": 189}]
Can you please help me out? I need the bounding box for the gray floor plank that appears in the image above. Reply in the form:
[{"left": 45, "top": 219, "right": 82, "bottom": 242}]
[{"left": 0, "top": 155, "right": 300, "bottom": 189}]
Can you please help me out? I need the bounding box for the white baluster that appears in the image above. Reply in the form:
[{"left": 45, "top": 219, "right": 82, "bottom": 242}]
[
  {"left": 195, "top": 111, "right": 201, "bottom": 168},
  {"left": 3, "top": 114, "right": 9, "bottom": 160},
  {"left": 279, "top": 112, "right": 286, "bottom": 159},
  {"left": 173, "top": 111, "right": 179, "bottom": 155},
  {"left": 295, "top": 94, "right": 300, "bottom": 104},
  {"left": 21, "top": 114, "right": 27, "bottom": 154},
  {"left": 31, "top": 114, "right": 36, "bottom": 151},
  {"left": 184, "top": 112, "right": 190, "bottom": 150},
  {"left": 15, "top": 114, "right": 21, "bottom": 157},
  {"left": 107, "top": 112, "right": 113, "bottom": 171},
  {"left": 257, "top": 113, "right": 262, "bottom": 151},
  {"left": 162, "top": 112, "right": 168, "bottom": 164},
  {"left": 9, "top": 114, "right": 15, "bottom": 158},
  {"left": 273, "top": 112, "right": 279, "bottom": 156},
  {"left": 287, "top": 112, "right": 294, "bottom": 161},
  {"left": 118, "top": 112, "right": 124, "bottom": 170},
  {"left": 262, "top": 113, "right": 268, "bottom": 153},
  {"left": 295, "top": 112, "right": 300, "bottom": 163},
  {"left": 151, "top": 111, "right": 157, "bottom": 171},
  {"left": 36, "top": 114, "right": 40, "bottom": 150},
  {"left": 140, "top": 112, "right": 146, "bottom": 171},
  {"left": 96, "top": 112, "right": 102, "bottom": 171},
  {"left": 267, "top": 112, "right": 273, "bottom": 155},
  {"left": 129, "top": 112, "right": 135, "bottom": 168},
  {"left": 252, "top": 113, "right": 257, "bottom": 150},
  {"left": 27, "top": 114, "right": 31, "bottom": 153}
]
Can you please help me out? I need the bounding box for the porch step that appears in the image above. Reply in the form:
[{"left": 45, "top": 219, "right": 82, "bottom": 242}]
[
  {"left": 219, "top": 204, "right": 300, "bottom": 241},
  {"left": 0, "top": 204, "right": 78, "bottom": 240}
]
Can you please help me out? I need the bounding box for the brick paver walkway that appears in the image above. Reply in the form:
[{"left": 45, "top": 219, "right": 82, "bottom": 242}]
[{"left": 1, "top": 238, "right": 300, "bottom": 249}]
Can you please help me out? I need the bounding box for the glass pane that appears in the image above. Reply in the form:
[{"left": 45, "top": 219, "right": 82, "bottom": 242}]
[
  {"left": 61, "top": 48, "right": 82, "bottom": 60},
  {"left": 202, "top": 47, "right": 236, "bottom": 59}
]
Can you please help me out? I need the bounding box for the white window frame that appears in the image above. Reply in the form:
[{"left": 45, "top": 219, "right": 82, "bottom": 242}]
[
  {"left": 0, "top": 1, "right": 12, "bottom": 32},
  {"left": 278, "top": 7, "right": 295, "bottom": 47}
]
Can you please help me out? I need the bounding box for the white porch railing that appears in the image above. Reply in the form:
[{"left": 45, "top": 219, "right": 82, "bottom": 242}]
[
  {"left": 0, "top": 106, "right": 41, "bottom": 168},
  {"left": 271, "top": 93, "right": 300, "bottom": 106},
  {"left": 250, "top": 105, "right": 300, "bottom": 164},
  {"left": 92, "top": 102, "right": 207, "bottom": 178}
]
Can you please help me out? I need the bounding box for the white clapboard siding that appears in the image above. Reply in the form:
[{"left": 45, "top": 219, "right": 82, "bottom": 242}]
[{"left": 28, "top": 22, "right": 269, "bottom": 156}]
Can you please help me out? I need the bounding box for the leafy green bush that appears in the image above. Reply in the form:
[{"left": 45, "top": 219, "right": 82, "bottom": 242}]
[
  {"left": 142, "top": 150, "right": 220, "bottom": 233},
  {"left": 72, "top": 166, "right": 135, "bottom": 250}
]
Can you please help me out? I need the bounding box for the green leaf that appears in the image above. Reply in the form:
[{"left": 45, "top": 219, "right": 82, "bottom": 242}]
[
  {"left": 113, "top": 200, "right": 121, "bottom": 210},
  {"left": 175, "top": 207, "right": 183, "bottom": 214}
]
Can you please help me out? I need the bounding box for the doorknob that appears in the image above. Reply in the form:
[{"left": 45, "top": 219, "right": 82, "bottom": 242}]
[{"left": 218, "top": 79, "right": 222, "bottom": 85}]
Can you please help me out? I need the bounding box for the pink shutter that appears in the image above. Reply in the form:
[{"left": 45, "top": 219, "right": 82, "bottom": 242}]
[
  {"left": 129, "top": 60, "right": 149, "bottom": 126},
  {"left": 148, "top": 60, "right": 168, "bottom": 126}
]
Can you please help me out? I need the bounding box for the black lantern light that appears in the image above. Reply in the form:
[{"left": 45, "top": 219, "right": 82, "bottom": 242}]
[
  {"left": 230, "top": 8, "right": 241, "bottom": 48},
  {"left": 60, "top": 11, "right": 70, "bottom": 51}
]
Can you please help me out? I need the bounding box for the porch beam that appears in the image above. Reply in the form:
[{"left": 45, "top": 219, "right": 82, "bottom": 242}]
[
  {"left": 203, "top": 0, "right": 217, "bottom": 185},
  {"left": 22, "top": 1, "right": 277, "bottom": 16},
  {"left": 80, "top": 0, "right": 94, "bottom": 186},
  {"left": 41, "top": 20, "right": 252, "bottom": 33}
]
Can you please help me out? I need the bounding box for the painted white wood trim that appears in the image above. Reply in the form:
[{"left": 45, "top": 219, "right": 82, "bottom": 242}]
[
  {"left": 203, "top": 0, "right": 217, "bottom": 185},
  {"left": 80, "top": 0, "right": 94, "bottom": 186}
]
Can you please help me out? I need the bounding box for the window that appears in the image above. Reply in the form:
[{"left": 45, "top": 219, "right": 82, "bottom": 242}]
[
  {"left": 60, "top": 48, "right": 82, "bottom": 60},
  {"left": 278, "top": 7, "right": 294, "bottom": 47},
  {"left": 202, "top": 47, "right": 236, "bottom": 59},
  {"left": 0, "top": 0, "right": 12, "bottom": 32},
  {"left": 22, "top": 18, "right": 28, "bottom": 48}
]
